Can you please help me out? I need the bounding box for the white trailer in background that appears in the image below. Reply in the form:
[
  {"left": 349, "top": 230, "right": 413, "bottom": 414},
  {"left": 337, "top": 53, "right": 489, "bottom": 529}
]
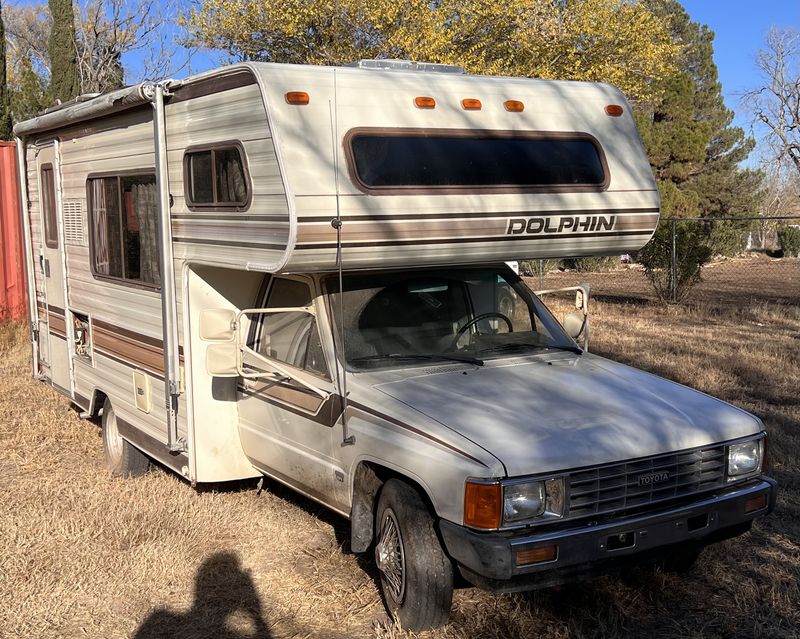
[{"left": 15, "top": 60, "right": 774, "bottom": 631}]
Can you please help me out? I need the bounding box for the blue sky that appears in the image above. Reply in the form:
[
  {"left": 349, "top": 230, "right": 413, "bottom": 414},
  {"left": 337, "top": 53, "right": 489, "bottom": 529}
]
[{"left": 680, "top": 0, "right": 800, "bottom": 158}]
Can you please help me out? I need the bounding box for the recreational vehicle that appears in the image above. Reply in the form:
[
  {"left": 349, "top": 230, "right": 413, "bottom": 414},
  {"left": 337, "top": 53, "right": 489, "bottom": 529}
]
[{"left": 15, "top": 60, "right": 775, "bottom": 631}]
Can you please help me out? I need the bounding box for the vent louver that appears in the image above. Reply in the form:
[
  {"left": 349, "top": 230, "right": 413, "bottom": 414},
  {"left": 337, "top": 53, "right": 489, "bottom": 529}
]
[{"left": 63, "top": 200, "right": 86, "bottom": 245}]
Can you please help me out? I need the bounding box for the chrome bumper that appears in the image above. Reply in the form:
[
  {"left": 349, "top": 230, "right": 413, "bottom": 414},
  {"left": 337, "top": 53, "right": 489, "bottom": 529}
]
[{"left": 439, "top": 477, "right": 776, "bottom": 592}]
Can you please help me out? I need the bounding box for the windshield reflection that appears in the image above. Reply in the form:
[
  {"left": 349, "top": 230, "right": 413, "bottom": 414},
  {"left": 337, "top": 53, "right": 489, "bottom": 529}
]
[{"left": 326, "top": 267, "right": 576, "bottom": 370}]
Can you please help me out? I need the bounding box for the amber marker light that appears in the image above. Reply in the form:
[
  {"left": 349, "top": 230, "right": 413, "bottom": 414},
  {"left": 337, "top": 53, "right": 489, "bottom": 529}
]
[
  {"left": 516, "top": 545, "right": 558, "bottom": 566},
  {"left": 415, "top": 96, "right": 436, "bottom": 109},
  {"left": 461, "top": 98, "right": 482, "bottom": 110},
  {"left": 285, "top": 92, "right": 310, "bottom": 105},
  {"left": 745, "top": 494, "right": 768, "bottom": 514},
  {"left": 605, "top": 104, "right": 624, "bottom": 117},
  {"left": 504, "top": 100, "right": 525, "bottom": 112},
  {"left": 464, "top": 480, "right": 502, "bottom": 529}
]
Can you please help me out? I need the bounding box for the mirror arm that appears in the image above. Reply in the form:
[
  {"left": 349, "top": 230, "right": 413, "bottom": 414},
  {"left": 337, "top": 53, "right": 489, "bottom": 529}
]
[{"left": 238, "top": 345, "right": 330, "bottom": 400}]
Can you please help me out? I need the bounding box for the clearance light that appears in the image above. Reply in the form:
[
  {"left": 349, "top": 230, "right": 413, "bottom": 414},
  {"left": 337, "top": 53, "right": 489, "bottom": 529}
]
[
  {"left": 464, "top": 480, "right": 501, "bottom": 529},
  {"left": 285, "top": 92, "right": 310, "bottom": 105},
  {"left": 414, "top": 96, "right": 436, "bottom": 109},
  {"left": 605, "top": 104, "right": 624, "bottom": 117},
  {"left": 461, "top": 98, "right": 482, "bottom": 110},
  {"left": 516, "top": 545, "right": 558, "bottom": 566},
  {"left": 504, "top": 100, "right": 525, "bottom": 112}
]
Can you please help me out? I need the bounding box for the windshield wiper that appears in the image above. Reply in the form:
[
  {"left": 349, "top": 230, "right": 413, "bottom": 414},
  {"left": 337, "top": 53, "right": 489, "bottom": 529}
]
[
  {"left": 478, "top": 342, "right": 583, "bottom": 356},
  {"left": 351, "top": 353, "right": 484, "bottom": 366}
]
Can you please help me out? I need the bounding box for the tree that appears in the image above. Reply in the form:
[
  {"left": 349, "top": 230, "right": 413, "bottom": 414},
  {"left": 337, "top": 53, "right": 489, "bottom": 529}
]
[
  {"left": 184, "top": 0, "right": 681, "bottom": 105},
  {"left": 47, "top": 0, "right": 80, "bottom": 103},
  {"left": 10, "top": 54, "right": 46, "bottom": 121},
  {"left": 0, "top": 0, "right": 13, "bottom": 139},
  {"left": 757, "top": 166, "right": 800, "bottom": 249},
  {"left": 634, "top": 1, "right": 762, "bottom": 301},
  {"left": 745, "top": 28, "right": 800, "bottom": 178}
]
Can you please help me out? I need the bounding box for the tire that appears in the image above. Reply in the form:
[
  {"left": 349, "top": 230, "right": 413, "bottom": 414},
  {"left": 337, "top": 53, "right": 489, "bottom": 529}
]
[
  {"left": 101, "top": 398, "right": 150, "bottom": 477},
  {"left": 374, "top": 479, "right": 453, "bottom": 631}
]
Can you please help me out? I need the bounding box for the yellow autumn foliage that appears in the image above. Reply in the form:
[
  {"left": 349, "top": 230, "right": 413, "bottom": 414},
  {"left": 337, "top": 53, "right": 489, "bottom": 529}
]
[{"left": 183, "top": 0, "right": 680, "bottom": 104}]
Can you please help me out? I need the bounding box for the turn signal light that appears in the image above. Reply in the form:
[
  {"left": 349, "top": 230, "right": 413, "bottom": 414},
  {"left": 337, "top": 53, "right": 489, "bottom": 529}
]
[
  {"left": 464, "top": 481, "right": 501, "bottom": 529},
  {"left": 415, "top": 96, "right": 436, "bottom": 109},
  {"left": 461, "top": 98, "right": 482, "bottom": 110},
  {"left": 516, "top": 545, "right": 558, "bottom": 566},
  {"left": 285, "top": 92, "right": 309, "bottom": 105},
  {"left": 605, "top": 104, "right": 624, "bottom": 117},
  {"left": 504, "top": 100, "right": 525, "bottom": 112},
  {"left": 745, "top": 494, "right": 768, "bottom": 513}
]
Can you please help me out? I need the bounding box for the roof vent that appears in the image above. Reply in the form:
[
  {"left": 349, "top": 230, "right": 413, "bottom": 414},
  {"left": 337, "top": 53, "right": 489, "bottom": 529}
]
[{"left": 349, "top": 59, "right": 465, "bottom": 74}]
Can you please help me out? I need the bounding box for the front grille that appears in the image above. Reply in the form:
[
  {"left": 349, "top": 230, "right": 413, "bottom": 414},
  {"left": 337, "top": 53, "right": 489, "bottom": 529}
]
[{"left": 568, "top": 444, "right": 727, "bottom": 519}]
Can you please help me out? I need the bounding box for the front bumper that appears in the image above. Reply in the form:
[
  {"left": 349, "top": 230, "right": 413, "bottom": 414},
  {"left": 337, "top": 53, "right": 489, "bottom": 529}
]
[{"left": 440, "top": 477, "right": 776, "bottom": 592}]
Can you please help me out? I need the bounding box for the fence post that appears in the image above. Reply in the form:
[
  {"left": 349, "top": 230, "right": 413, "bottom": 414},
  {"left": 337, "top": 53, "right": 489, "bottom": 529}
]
[
  {"left": 538, "top": 259, "right": 544, "bottom": 290},
  {"left": 670, "top": 218, "right": 678, "bottom": 304}
]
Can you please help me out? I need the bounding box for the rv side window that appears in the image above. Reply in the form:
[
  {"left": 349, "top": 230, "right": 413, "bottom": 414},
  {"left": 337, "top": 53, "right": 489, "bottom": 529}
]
[
  {"left": 184, "top": 144, "right": 250, "bottom": 210},
  {"left": 253, "top": 277, "right": 329, "bottom": 379},
  {"left": 41, "top": 165, "right": 58, "bottom": 248},
  {"left": 87, "top": 173, "right": 160, "bottom": 287},
  {"left": 346, "top": 128, "right": 608, "bottom": 193}
]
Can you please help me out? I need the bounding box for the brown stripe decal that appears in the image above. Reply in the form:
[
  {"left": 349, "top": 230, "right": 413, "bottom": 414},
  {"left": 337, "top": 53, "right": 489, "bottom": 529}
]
[
  {"left": 348, "top": 400, "right": 489, "bottom": 467},
  {"left": 239, "top": 380, "right": 343, "bottom": 428},
  {"left": 296, "top": 214, "right": 658, "bottom": 244},
  {"left": 295, "top": 229, "right": 651, "bottom": 251},
  {"left": 299, "top": 207, "right": 659, "bottom": 224}
]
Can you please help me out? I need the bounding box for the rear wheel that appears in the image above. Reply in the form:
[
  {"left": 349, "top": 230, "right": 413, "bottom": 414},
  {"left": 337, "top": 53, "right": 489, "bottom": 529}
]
[
  {"left": 374, "top": 479, "right": 453, "bottom": 631},
  {"left": 101, "top": 398, "right": 150, "bottom": 477}
]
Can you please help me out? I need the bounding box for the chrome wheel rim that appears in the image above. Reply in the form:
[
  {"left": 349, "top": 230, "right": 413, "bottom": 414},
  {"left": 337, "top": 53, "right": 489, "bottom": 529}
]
[
  {"left": 375, "top": 508, "right": 405, "bottom": 605},
  {"left": 104, "top": 404, "right": 123, "bottom": 463}
]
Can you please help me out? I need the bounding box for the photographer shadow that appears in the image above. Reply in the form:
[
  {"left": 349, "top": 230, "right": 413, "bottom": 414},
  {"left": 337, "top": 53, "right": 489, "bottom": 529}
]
[{"left": 132, "top": 551, "right": 272, "bottom": 639}]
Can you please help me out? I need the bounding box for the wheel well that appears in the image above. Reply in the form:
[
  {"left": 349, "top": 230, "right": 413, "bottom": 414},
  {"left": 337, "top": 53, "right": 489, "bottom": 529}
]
[
  {"left": 350, "top": 461, "right": 439, "bottom": 553},
  {"left": 91, "top": 390, "right": 108, "bottom": 419}
]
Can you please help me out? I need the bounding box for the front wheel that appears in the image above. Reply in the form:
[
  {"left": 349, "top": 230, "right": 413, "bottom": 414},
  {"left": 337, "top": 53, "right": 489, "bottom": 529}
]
[{"left": 374, "top": 479, "right": 453, "bottom": 631}]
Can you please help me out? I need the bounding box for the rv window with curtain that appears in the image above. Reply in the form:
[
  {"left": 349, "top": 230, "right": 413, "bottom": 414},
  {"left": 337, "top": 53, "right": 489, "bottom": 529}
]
[
  {"left": 41, "top": 165, "right": 58, "bottom": 248},
  {"left": 88, "top": 173, "right": 160, "bottom": 287},
  {"left": 184, "top": 144, "right": 250, "bottom": 210}
]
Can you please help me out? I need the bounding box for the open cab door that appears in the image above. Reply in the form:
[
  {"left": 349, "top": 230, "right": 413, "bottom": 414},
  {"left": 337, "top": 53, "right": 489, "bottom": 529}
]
[{"left": 198, "top": 306, "right": 330, "bottom": 400}]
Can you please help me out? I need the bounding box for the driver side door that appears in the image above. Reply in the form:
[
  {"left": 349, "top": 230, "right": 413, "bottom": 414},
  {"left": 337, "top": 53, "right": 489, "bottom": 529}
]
[{"left": 237, "top": 275, "right": 344, "bottom": 508}]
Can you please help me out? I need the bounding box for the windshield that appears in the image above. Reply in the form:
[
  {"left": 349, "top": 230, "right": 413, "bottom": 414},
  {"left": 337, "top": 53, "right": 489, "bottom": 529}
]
[{"left": 326, "top": 267, "right": 577, "bottom": 371}]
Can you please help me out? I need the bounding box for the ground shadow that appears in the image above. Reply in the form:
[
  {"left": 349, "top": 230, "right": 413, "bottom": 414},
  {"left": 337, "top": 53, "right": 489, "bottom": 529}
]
[{"left": 132, "top": 551, "right": 272, "bottom": 639}]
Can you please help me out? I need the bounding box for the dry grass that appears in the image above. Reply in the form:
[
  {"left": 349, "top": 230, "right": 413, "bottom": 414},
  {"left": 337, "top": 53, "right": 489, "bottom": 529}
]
[{"left": 1, "top": 262, "right": 799, "bottom": 639}]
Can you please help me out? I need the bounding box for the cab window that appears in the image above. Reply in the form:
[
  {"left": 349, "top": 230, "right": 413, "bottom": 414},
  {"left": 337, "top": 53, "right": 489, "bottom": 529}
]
[{"left": 253, "top": 277, "right": 328, "bottom": 378}]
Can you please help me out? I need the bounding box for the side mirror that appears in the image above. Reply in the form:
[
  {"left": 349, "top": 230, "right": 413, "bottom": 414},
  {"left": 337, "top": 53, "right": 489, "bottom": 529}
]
[
  {"left": 563, "top": 311, "right": 585, "bottom": 340},
  {"left": 206, "top": 342, "right": 239, "bottom": 377},
  {"left": 199, "top": 309, "right": 236, "bottom": 342}
]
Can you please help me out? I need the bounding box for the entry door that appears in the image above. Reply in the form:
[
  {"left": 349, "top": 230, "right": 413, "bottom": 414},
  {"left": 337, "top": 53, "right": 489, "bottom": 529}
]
[
  {"left": 237, "top": 275, "right": 343, "bottom": 507},
  {"left": 35, "top": 144, "right": 71, "bottom": 394}
]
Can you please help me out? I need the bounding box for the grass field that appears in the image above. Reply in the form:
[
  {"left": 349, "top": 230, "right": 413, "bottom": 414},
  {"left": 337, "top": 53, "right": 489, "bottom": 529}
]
[{"left": 1, "top": 261, "right": 798, "bottom": 639}]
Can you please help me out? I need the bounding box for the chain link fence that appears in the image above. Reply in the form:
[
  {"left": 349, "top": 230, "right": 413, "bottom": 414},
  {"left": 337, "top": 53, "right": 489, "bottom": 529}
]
[{"left": 524, "top": 216, "right": 800, "bottom": 309}]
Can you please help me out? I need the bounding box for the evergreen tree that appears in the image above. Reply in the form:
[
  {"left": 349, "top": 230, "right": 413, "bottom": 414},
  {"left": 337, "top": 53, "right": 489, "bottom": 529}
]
[
  {"left": 47, "top": 0, "right": 80, "bottom": 104},
  {"left": 11, "top": 54, "right": 45, "bottom": 121},
  {"left": 0, "top": 0, "right": 14, "bottom": 139}
]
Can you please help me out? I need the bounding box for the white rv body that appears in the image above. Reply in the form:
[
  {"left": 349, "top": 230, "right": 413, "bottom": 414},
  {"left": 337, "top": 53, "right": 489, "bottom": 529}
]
[{"left": 15, "top": 61, "right": 658, "bottom": 483}]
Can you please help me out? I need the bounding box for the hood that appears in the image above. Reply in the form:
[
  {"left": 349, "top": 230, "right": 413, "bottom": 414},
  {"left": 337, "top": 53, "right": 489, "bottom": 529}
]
[{"left": 373, "top": 353, "right": 761, "bottom": 477}]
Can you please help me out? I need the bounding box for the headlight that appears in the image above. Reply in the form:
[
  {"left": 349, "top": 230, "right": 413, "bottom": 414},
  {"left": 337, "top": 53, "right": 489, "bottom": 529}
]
[
  {"left": 503, "top": 477, "right": 565, "bottom": 525},
  {"left": 503, "top": 481, "right": 545, "bottom": 522},
  {"left": 727, "top": 438, "right": 763, "bottom": 481}
]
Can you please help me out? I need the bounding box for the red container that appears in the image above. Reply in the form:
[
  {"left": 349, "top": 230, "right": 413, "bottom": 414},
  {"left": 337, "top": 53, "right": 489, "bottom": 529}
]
[{"left": 0, "top": 141, "right": 27, "bottom": 321}]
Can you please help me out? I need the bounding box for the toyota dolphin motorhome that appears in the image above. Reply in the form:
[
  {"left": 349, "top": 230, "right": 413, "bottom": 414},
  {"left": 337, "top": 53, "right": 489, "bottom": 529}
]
[{"left": 15, "top": 60, "right": 775, "bottom": 630}]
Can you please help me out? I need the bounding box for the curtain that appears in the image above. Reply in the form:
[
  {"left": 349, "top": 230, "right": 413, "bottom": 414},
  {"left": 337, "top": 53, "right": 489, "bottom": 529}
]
[
  {"left": 132, "top": 179, "right": 160, "bottom": 286},
  {"left": 216, "top": 149, "right": 247, "bottom": 204}
]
